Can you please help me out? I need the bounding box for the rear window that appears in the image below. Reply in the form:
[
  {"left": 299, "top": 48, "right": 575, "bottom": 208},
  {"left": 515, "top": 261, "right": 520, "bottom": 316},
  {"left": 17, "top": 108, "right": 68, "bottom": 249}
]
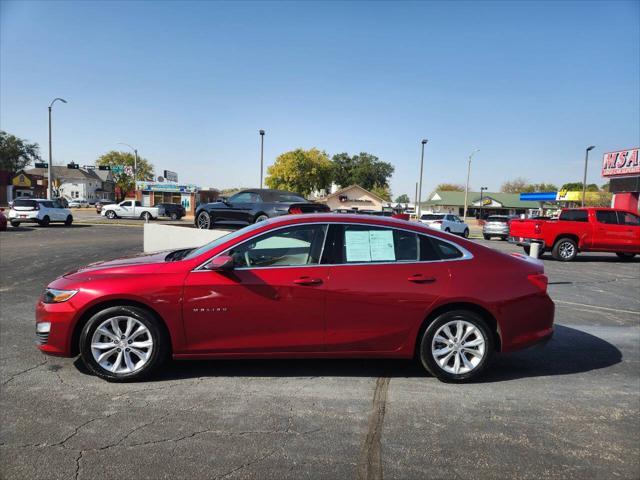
[
  {"left": 559, "top": 210, "right": 588, "bottom": 222},
  {"left": 421, "top": 214, "right": 444, "bottom": 220},
  {"left": 619, "top": 212, "right": 640, "bottom": 226},
  {"left": 13, "top": 199, "right": 38, "bottom": 208},
  {"left": 487, "top": 216, "right": 508, "bottom": 223}
]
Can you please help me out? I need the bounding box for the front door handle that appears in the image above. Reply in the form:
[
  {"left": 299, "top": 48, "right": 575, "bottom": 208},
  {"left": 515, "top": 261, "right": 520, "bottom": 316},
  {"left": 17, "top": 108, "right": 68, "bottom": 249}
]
[
  {"left": 293, "top": 276, "right": 323, "bottom": 286},
  {"left": 408, "top": 274, "right": 436, "bottom": 283}
]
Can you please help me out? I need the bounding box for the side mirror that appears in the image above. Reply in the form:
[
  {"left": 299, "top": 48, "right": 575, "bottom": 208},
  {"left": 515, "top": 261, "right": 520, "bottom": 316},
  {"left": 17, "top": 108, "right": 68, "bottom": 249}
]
[{"left": 204, "top": 254, "right": 235, "bottom": 271}]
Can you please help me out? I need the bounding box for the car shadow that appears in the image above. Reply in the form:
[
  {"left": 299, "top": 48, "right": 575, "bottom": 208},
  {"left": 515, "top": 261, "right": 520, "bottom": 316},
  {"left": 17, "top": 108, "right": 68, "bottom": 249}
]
[
  {"left": 541, "top": 254, "right": 639, "bottom": 263},
  {"left": 73, "top": 324, "right": 620, "bottom": 383}
]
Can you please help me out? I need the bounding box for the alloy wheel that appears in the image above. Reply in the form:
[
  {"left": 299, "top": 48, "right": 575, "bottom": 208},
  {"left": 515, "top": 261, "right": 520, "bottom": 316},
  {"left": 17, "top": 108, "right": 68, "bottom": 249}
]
[
  {"left": 197, "top": 212, "right": 210, "bottom": 229},
  {"left": 559, "top": 241, "right": 575, "bottom": 259},
  {"left": 90, "top": 316, "right": 154, "bottom": 374},
  {"left": 431, "top": 320, "right": 486, "bottom": 375}
]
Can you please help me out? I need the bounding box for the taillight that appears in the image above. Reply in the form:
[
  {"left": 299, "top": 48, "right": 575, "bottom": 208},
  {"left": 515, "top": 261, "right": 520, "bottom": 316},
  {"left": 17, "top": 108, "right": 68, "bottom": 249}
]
[
  {"left": 433, "top": 220, "right": 442, "bottom": 225},
  {"left": 288, "top": 207, "right": 302, "bottom": 214},
  {"left": 534, "top": 222, "right": 541, "bottom": 234},
  {"left": 33, "top": 205, "right": 40, "bottom": 211},
  {"left": 527, "top": 274, "right": 548, "bottom": 293}
]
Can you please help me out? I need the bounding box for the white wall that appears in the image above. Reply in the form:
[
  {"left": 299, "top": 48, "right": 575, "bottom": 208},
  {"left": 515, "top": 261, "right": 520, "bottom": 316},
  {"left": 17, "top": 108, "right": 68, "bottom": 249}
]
[{"left": 143, "top": 224, "right": 231, "bottom": 253}]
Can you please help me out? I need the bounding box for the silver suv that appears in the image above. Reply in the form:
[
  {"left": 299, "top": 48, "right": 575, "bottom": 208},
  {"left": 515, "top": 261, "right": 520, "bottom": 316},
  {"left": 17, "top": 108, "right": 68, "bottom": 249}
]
[{"left": 482, "top": 215, "right": 514, "bottom": 240}]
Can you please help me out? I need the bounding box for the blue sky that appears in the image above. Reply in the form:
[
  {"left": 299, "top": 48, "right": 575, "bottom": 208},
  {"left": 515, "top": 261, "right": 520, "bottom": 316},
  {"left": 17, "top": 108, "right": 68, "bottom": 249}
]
[{"left": 1, "top": 0, "right": 638, "bottom": 198}]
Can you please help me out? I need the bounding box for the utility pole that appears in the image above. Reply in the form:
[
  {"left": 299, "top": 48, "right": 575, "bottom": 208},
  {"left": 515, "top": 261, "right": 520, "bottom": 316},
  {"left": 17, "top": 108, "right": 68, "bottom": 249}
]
[
  {"left": 414, "top": 182, "right": 418, "bottom": 215},
  {"left": 417, "top": 139, "right": 428, "bottom": 218},
  {"left": 463, "top": 149, "right": 480, "bottom": 220},
  {"left": 479, "top": 186, "right": 488, "bottom": 220},
  {"left": 48, "top": 98, "right": 67, "bottom": 199},
  {"left": 259, "top": 130, "right": 265, "bottom": 188},
  {"left": 582, "top": 146, "right": 596, "bottom": 207}
]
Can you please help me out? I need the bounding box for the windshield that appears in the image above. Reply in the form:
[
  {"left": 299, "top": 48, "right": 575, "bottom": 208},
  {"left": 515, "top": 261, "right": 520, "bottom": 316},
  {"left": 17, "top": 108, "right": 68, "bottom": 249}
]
[
  {"left": 421, "top": 214, "right": 444, "bottom": 220},
  {"left": 183, "top": 222, "right": 266, "bottom": 260}
]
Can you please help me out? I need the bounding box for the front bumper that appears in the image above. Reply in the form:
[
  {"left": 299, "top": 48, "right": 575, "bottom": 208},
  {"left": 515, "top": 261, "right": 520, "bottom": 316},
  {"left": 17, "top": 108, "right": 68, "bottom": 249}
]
[{"left": 35, "top": 299, "right": 78, "bottom": 356}]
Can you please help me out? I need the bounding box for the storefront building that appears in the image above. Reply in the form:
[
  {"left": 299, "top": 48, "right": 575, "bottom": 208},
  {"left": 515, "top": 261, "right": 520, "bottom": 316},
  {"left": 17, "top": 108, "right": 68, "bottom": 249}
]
[
  {"left": 424, "top": 191, "right": 540, "bottom": 218},
  {"left": 135, "top": 181, "right": 199, "bottom": 216},
  {"left": 320, "top": 184, "right": 387, "bottom": 212},
  {"left": 602, "top": 148, "right": 639, "bottom": 213}
]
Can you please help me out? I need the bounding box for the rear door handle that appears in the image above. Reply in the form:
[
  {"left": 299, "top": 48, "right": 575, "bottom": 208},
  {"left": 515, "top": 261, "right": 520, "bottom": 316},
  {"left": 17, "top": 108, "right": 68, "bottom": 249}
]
[
  {"left": 408, "top": 274, "right": 436, "bottom": 283},
  {"left": 293, "top": 276, "right": 323, "bottom": 286}
]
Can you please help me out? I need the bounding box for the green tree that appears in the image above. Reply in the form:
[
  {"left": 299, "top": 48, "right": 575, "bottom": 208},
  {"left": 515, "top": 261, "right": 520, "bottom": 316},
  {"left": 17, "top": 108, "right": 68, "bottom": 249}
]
[
  {"left": 436, "top": 183, "right": 465, "bottom": 192},
  {"left": 0, "top": 130, "right": 41, "bottom": 172},
  {"left": 331, "top": 152, "right": 394, "bottom": 190},
  {"left": 500, "top": 177, "right": 530, "bottom": 193},
  {"left": 560, "top": 182, "right": 599, "bottom": 192},
  {"left": 395, "top": 194, "right": 410, "bottom": 203},
  {"left": 96, "top": 150, "right": 154, "bottom": 200},
  {"left": 265, "top": 148, "right": 333, "bottom": 196},
  {"left": 371, "top": 185, "right": 392, "bottom": 202}
]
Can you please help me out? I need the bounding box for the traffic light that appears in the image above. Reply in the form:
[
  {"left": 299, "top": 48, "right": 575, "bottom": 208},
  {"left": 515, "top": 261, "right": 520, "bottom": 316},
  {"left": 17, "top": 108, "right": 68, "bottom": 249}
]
[
  {"left": 98, "top": 165, "right": 111, "bottom": 171},
  {"left": 34, "top": 162, "right": 48, "bottom": 169},
  {"left": 67, "top": 163, "right": 79, "bottom": 169}
]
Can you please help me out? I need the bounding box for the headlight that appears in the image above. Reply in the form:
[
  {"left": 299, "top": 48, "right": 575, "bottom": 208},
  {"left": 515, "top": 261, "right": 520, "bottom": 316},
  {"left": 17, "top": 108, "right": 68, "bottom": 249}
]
[{"left": 43, "top": 288, "right": 78, "bottom": 304}]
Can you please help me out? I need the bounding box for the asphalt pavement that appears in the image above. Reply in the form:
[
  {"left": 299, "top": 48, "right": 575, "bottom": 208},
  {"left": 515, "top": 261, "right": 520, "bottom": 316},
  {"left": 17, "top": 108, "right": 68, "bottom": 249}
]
[{"left": 0, "top": 224, "right": 638, "bottom": 479}]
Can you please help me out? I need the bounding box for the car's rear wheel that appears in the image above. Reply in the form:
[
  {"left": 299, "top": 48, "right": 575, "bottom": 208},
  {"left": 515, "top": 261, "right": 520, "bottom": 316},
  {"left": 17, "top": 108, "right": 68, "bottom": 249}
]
[
  {"left": 463, "top": 229, "right": 469, "bottom": 238},
  {"left": 106, "top": 210, "right": 116, "bottom": 219},
  {"left": 616, "top": 252, "right": 636, "bottom": 261},
  {"left": 10, "top": 220, "right": 20, "bottom": 227},
  {"left": 500, "top": 236, "right": 507, "bottom": 241},
  {"left": 254, "top": 214, "right": 269, "bottom": 223},
  {"left": 419, "top": 310, "right": 494, "bottom": 382},
  {"left": 483, "top": 234, "right": 491, "bottom": 240},
  {"left": 39, "top": 216, "right": 50, "bottom": 227},
  {"left": 170, "top": 212, "right": 178, "bottom": 220},
  {"left": 196, "top": 211, "right": 212, "bottom": 229},
  {"left": 65, "top": 215, "right": 73, "bottom": 226},
  {"left": 79, "top": 306, "right": 168, "bottom": 382},
  {"left": 444, "top": 227, "right": 450, "bottom": 233},
  {"left": 552, "top": 237, "right": 578, "bottom": 261},
  {"left": 140, "top": 211, "right": 152, "bottom": 221}
]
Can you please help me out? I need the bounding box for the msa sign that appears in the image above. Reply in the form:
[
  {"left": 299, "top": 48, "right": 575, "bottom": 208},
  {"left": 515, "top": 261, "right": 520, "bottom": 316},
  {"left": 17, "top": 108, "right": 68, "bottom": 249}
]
[{"left": 602, "top": 148, "right": 640, "bottom": 177}]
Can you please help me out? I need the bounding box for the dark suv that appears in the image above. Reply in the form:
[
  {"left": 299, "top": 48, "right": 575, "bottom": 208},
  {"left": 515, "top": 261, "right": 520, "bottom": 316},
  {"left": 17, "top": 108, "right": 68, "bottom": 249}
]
[
  {"left": 157, "top": 203, "right": 186, "bottom": 220},
  {"left": 194, "top": 189, "right": 329, "bottom": 229}
]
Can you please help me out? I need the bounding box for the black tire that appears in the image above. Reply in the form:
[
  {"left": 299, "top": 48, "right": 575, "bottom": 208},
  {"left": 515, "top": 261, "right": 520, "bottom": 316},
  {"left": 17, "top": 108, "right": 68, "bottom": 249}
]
[
  {"left": 169, "top": 212, "right": 178, "bottom": 220},
  {"left": 552, "top": 237, "right": 578, "bottom": 262},
  {"left": 39, "top": 216, "right": 50, "bottom": 227},
  {"left": 444, "top": 227, "right": 450, "bottom": 233},
  {"left": 462, "top": 229, "right": 469, "bottom": 238},
  {"left": 140, "top": 211, "right": 152, "bottom": 221},
  {"left": 483, "top": 234, "right": 491, "bottom": 240},
  {"left": 500, "top": 236, "right": 507, "bottom": 241},
  {"left": 196, "top": 211, "right": 212, "bottom": 229},
  {"left": 106, "top": 210, "right": 117, "bottom": 219},
  {"left": 65, "top": 215, "right": 73, "bottom": 226},
  {"left": 418, "top": 310, "right": 494, "bottom": 383},
  {"left": 10, "top": 220, "right": 20, "bottom": 227},
  {"left": 79, "top": 306, "right": 169, "bottom": 382},
  {"left": 254, "top": 213, "right": 269, "bottom": 223},
  {"left": 616, "top": 252, "right": 636, "bottom": 261}
]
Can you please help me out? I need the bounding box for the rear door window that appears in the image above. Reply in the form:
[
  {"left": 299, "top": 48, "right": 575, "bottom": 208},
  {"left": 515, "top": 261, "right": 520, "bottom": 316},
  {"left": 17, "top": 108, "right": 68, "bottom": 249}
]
[
  {"left": 335, "top": 225, "right": 419, "bottom": 263},
  {"left": 618, "top": 212, "right": 640, "bottom": 226},
  {"left": 559, "top": 210, "right": 589, "bottom": 222},
  {"left": 595, "top": 211, "right": 619, "bottom": 225}
]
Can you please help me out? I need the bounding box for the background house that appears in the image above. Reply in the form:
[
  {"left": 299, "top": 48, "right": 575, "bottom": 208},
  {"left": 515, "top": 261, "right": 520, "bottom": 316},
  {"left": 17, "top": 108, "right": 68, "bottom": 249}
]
[
  {"left": 25, "top": 166, "right": 114, "bottom": 202},
  {"left": 319, "top": 184, "right": 388, "bottom": 212},
  {"left": 423, "top": 191, "right": 542, "bottom": 218}
]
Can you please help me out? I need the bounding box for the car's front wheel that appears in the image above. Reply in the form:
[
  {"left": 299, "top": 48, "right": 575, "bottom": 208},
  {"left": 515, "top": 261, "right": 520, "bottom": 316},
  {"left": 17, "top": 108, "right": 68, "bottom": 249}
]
[
  {"left": 418, "top": 310, "right": 494, "bottom": 382},
  {"left": 170, "top": 212, "right": 178, "bottom": 220},
  {"left": 616, "top": 252, "right": 636, "bottom": 261},
  {"left": 483, "top": 234, "right": 491, "bottom": 240},
  {"left": 462, "top": 229, "right": 469, "bottom": 238},
  {"left": 254, "top": 214, "right": 269, "bottom": 223},
  {"left": 79, "top": 306, "right": 168, "bottom": 382},
  {"left": 105, "top": 210, "right": 117, "bottom": 219},
  {"left": 65, "top": 215, "right": 73, "bottom": 226},
  {"left": 196, "top": 211, "right": 212, "bottom": 229},
  {"left": 39, "top": 216, "right": 50, "bottom": 227}
]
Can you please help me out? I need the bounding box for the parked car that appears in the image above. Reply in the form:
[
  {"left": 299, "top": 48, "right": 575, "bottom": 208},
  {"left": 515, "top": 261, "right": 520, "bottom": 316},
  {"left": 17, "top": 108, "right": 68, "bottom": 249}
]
[
  {"left": 509, "top": 207, "right": 640, "bottom": 261},
  {"left": 483, "top": 215, "right": 515, "bottom": 241},
  {"left": 157, "top": 203, "right": 186, "bottom": 220},
  {"left": 194, "top": 189, "right": 330, "bottom": 229},
  {"left": 101, "top": 200, "right": 162, "bottom": 221},
  {"left": 96, "top": 200, "right": 116, "bottom": 214},
  {"left": 35, "top": 214, "right": 554, "bottom": 383},
  {"left": 0, "top": 208, "right": 7, "bottom": 231},
  {"left": 8, "top": 198, "right": 73, "bottom": 227},
  {"left": 68, "top": 200, "right": 89, "bottom": 208},
  {"left": 419, "top": 213, "right": 470, "bottom": 238}
]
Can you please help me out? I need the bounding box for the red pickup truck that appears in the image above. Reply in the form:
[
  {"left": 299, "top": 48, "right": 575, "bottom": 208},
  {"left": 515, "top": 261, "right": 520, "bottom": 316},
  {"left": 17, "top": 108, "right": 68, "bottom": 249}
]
[{"left": 509, "top": 208, "right": 640, "bottom": 261}]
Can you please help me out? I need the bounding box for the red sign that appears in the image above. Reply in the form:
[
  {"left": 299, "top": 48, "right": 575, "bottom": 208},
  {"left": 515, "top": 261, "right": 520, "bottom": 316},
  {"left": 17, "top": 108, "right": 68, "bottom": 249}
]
[{"left": 602, "top": 148, "right": 640, "bottom": 177}]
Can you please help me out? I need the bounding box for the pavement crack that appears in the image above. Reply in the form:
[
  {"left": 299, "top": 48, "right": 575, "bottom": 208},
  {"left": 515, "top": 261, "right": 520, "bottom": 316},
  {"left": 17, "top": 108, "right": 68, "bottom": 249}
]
[
  {"left": 1, "top": 360, "right": 47, "bottom": 386},
  {"left": 357, "top": 376, "right": 390, "bottom": 480},
  {"left": 214, "top": 448, "right": 279, "bottom": 479}
]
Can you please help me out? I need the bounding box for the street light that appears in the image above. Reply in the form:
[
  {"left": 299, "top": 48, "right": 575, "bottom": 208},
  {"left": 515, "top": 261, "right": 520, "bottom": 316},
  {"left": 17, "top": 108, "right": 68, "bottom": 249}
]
[
  {"left": 417, "top": 139, "right": 428, "bottom": 218},
  {"left": 463, "top": 148, "right": 480, "bottom": 220},
  {"left": 582, "top": 145, "right": 596, "bottom": 207},
  {"left": 259, "top": 130, "right": 265, "bottom": 188},
  {"left": 48, "top": 97, "right": 67, "bottom": 199},
  {"left": 117, "top": 143, "right": 138, "bottom": 216},
  {"left": 479, "top": 186, "right": 488, "bottom": 220}
]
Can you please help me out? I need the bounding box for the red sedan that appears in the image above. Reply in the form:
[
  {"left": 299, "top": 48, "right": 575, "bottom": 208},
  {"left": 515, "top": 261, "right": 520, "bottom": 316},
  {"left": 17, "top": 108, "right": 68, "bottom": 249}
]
[{"left": 36, "top": 214, "right": 554, "bottom": 382}]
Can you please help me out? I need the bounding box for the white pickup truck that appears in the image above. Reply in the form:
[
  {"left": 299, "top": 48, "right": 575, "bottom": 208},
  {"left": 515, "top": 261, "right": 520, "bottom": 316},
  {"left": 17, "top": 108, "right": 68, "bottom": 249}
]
[{"left": 101, "top": 200, "right": 163, "bottom": 221}]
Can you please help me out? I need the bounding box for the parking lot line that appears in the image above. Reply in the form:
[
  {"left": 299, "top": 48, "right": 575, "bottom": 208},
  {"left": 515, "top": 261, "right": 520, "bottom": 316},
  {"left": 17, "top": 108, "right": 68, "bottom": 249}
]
[{"left": 555, "top": 300, "right": 640, "bottom": 316}]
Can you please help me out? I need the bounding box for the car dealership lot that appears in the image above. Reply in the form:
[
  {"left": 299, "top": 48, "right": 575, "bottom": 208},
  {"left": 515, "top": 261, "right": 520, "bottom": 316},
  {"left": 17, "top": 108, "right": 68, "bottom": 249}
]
[{"left": 0, "top": 225, "right": 638, "bottom": 479}]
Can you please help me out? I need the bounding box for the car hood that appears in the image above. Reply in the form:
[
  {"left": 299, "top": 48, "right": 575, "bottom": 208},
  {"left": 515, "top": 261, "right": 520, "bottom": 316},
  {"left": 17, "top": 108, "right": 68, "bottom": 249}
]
[{"left": 63, "top": 251, "right": 171, "bottom": 277}]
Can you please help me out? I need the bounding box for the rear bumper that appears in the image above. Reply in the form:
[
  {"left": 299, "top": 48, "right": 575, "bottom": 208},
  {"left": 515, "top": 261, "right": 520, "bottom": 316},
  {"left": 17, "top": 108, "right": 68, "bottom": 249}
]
[
  {"left": 483, "top": 227, "right": 509, "bottom": 236},
  {"left": 509, "top": 236, "right": 546, "bottom": 249},
  {"left": 498, "top": 294, "right": 555, "bottom": 353}
]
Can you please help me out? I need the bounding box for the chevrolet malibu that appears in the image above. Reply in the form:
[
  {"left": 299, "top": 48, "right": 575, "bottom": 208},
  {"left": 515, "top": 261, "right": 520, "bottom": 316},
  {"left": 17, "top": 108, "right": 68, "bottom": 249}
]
[{"left": 36, "top": 214, "right": 554, "bottom": 383}]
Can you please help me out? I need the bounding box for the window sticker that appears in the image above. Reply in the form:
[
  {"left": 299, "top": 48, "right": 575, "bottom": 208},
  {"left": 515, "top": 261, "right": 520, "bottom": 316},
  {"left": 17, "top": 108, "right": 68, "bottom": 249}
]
[
  {"left": 345, "top": 229, "right": 396, "bottom": 262},
  {"left": 369, "top": 230, "right": 395, "bottom": 261}
]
